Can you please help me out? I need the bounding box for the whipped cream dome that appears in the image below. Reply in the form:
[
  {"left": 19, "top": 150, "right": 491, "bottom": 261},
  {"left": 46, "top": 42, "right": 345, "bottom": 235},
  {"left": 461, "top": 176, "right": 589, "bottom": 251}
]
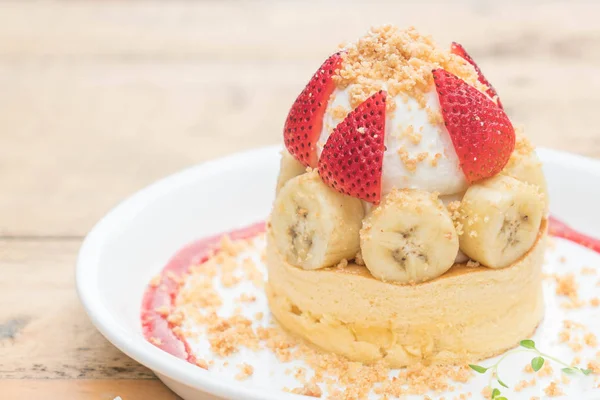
[{"left": 312, "top": 25, "right": 492, "bottom": 196}]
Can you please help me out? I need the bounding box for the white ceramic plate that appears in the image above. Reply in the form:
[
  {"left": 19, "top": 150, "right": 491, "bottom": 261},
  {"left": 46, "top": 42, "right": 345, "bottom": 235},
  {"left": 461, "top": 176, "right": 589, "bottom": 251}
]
[{"left": 77, "top": 146, "right": 600, "bottom": 400}]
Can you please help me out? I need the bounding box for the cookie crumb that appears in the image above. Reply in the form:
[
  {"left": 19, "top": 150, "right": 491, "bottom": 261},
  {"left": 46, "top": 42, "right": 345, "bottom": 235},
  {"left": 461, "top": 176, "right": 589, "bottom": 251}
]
[
  {"left": 336, "top": 258, "right": 349, "bottom": 269},
  {"left": 524, "top": 363, "right": 534, "bottom": 373},
  {"left": 235, "top": 363, "right": 254, "bottom": 380},
  {"left": 515, "top": 377, "right": 536, "bottom": 392},
  {"left": 584, "top": 333, "right": 598, "bottom": 347},
  {"left": 155, "top": 305, "right": 171, "bottom": 317},
  {"left": 237, "top": 293, "right": 257, "bottom": 303},
  {"left": 538, "top": 362, "right": 554, "bottom": 377},
  {"left": 149, "top": 274, "right": 161, "bottom": 287},
  {"left": 331, "top": 105, "right": 349, "bottom": 122},
  {"left": 481, "top": 387, "right": 492, "bottom": 399},
  {"left": 581, "top": 267, "right": 596, "bottom": 275},
  {"left": 165, "top": 270, "right": 183, "bottom": 284},
  {"left": 588, "top": 360, "right": 600, "bottom": 374},
  {"left": 569, "top": 340, "right": 584, "bottom": 353},
  {"left": 555, "top": 273, "right": 578, "bottom": 300},
  {"left": 558, "top": 329, "right": 570, "bottom": 343},
  {"left": 544, "top": 381, "right": 564, "bottom": 397},
  {"left": 288, "top": 383, "right": 323, "bottom": 398}
]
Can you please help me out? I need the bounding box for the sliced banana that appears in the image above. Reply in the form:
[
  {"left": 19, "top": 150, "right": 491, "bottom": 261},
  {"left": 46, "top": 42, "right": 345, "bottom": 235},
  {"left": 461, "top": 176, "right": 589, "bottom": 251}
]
[
  {"left": 502, "top": 135, "right": 549, "bottom": 213},
  {"left": 360, "top": 189, "right": 459, "bottom": 284},
  {"left": 458, "top": 175, "right": 544, "bottom": 269},
  {"left": 271, "top": 171, "right": 364, "bottom": 270},
  {"left": 276, "top": 150, "right": 307, "bottom": 194}
]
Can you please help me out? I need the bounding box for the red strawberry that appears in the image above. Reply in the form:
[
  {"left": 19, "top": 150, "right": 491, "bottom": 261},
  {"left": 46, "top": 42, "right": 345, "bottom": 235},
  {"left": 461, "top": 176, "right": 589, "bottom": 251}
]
[
  {"left": 432, "top": 68, "right": 515, "bottom": 183},
  {"left": 451, "top": 42, "right": 503, "bottom": 109},
  {"left": 549, "top": 216, "right": 600, "bottom": 254},
  {"left": 318, "top": 91, "right": 386, "bottom": 203},
  {"left": 284, "top": 52, "right": 344, "bottom": 167}
]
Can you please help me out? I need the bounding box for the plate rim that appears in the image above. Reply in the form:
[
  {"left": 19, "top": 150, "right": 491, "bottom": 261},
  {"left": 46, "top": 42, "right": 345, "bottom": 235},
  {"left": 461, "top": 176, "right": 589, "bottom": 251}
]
[
  {"left": 77, "top": 145, "right": 306, "bottom": 400},
  {"left": 76, "top": 145, "right": 600, "bottom": 400}
]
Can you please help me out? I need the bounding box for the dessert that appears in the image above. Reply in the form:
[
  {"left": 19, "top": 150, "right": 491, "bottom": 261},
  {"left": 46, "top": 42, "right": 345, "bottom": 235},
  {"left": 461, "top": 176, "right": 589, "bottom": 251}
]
[{"left": 267, "top": 25, "right": 548, "bottom": 367}]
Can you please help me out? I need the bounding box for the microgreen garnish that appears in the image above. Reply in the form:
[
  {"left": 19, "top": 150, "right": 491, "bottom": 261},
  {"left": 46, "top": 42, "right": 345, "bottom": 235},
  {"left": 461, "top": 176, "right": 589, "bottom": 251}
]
[
  {"left": 491, "top": 388, "right": 501, "bottom": 397},
  {"left": 519, "top": 339, "right": 536, "bottom": 349},
  {"left": 531, "top": 356, "right": 544, "bottom": 372},
  {"left": 468, "top": 339, "right": 594, "bottom": 399},
  {"left": 490, "top": 387, "right": 508, "bottom": 400},
  {"left": 562, "top": 367, "right": 592, "bottom": 375},
  {"left": 468, "top": 364, "right": 488, "bottom": 374}
]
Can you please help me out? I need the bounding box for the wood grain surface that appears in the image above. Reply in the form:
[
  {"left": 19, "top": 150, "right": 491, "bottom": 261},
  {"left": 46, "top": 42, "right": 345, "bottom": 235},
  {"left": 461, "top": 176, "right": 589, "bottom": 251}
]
[{"left": 1, "top": 1, "right": 599, "bottom": 398}]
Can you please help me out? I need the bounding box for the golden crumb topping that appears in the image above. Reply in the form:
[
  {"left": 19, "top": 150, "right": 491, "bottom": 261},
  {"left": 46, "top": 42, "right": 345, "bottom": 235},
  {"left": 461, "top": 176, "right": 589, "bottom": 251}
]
[
  {"left": 195, "top": 359, "right": 209, "bottom": 370},
  {"left": 397, "top": 124, "right": 423, "bottom": 145},
  {"left": 331, "top": 105, "right": 349, "bottom": 122},
  {"left": 514, "top": 129, "right": 536, "bottom": 155},
  {"left": 554, "top": 273, "right": 579, "bottom": 302},
  {"left": 515, "top": 377, "right": 537, "bottom": 392},
  {"left": 585, "top": 332, "right": 598, "bottom": 347},
  {"left": 581, "top": 266, "right": 596, "bottom": 275},
  {"left": 588, "top": 360, "right": 600, "bottom": 374},
  {"left": 397, "top": 148, "right": 429, "bottom": 172},
  {"left": 544, "top": 381, "right": 565, "bottom": 397},
  {"left": 537, "top": 361, "right": 554, "bottom": 377},
  {"left": 334, "top": 25, "right": 485, "bottom": 113},
  {"left": 235, "top": 363, "right": 254, "bottom": 380},
  {"left": 287, "top": 383, "right": 323, "bottom": 398}
]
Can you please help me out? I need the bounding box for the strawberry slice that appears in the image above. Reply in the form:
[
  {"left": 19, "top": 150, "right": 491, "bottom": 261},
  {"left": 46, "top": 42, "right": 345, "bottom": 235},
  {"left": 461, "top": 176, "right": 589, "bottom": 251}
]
[
  {"left": 432, "top": 68, "right": 515, "bottom": 183},
  {"left": 284, "top": 52, "right": 344, "bottom": 167},
  {"left": 451, "top": 42, "right": 503, "bottom": 109},
  {"left": 318, "top": 90, "right": 386, "bottom": 203}
]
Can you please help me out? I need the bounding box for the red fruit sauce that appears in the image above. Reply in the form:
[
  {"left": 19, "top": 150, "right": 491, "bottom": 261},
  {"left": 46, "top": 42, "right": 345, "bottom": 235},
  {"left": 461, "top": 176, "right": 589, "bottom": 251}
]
[
  {"left": 548, "top": 216, "right": 600, "bottom": 253},
  {"left": 140, "top": 217, "right": 599, "bottom": 364},
  {"left": 140, "top": 221, "right": 266, "bottom": 363}
]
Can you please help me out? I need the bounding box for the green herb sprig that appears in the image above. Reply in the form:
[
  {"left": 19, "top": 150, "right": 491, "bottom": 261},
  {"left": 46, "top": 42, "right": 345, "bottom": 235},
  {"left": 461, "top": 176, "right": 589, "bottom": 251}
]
[{"left": 468, "top": 339, "right": 593, "bottom": 399}]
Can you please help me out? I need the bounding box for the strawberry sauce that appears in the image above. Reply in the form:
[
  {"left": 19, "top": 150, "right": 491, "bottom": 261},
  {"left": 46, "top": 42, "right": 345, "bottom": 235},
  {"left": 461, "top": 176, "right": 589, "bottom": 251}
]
[
  {"left": 140, "top": 221, "right": 266, "bottom": 363},
  {"left": 548, "top": 216, "right": 600, "bottom": 254}
]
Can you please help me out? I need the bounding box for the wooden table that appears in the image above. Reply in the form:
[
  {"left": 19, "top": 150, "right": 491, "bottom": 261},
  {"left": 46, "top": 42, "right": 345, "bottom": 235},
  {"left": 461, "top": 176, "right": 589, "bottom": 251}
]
[{"left": 1, "top": 1, "right": 599, "bottom": 398}]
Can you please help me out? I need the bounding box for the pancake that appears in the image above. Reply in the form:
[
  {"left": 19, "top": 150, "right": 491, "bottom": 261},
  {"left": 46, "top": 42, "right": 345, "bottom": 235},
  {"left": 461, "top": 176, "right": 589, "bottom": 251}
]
[{"left": 266, "top": 220, "right": 547, "bottom": 367}]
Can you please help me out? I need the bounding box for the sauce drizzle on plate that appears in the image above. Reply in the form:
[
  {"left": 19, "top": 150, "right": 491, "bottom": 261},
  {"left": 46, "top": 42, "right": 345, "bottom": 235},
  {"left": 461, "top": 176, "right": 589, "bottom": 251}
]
[
  {"left": 141, "top": 221, "right": 266, "bottom": 363},
  {"left": 549, "top": 216, "right": 600, "bottom": 254}
]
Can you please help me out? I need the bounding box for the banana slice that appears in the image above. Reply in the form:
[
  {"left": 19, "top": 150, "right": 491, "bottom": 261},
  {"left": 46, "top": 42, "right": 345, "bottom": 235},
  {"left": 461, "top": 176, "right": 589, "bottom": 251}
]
[
  {"left": 458, "top": 175, "right": 544, "bottom": 269},
  {"left": 502, "top": 135, "right": 549, "bottom": 213},
  {"left": 276, "top": 150, "right": 307, "bottom": 194},
  {"left": 271, "top": 170, "right": 364, "bottom": 270},
  {"left": 360, "top": 189, "right": 459, "bottom": 284}
]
